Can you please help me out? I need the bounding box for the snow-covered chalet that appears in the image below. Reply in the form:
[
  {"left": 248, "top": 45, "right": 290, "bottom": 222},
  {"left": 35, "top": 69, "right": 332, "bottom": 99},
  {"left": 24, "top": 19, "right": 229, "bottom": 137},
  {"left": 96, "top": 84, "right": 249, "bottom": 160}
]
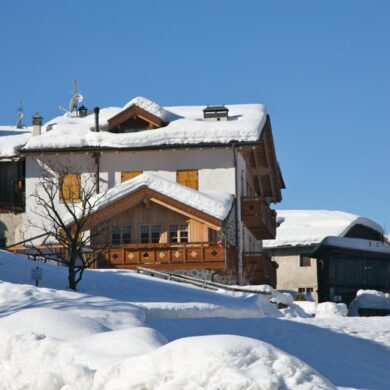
[{"left": 17, "top": 97, "right": 285, "bottom": 285}]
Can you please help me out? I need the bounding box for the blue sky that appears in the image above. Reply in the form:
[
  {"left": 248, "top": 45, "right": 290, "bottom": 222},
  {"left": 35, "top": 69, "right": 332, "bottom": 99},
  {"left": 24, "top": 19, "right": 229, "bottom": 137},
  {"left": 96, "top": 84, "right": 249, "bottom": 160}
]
[{"left": 1, "top": 1, "right": 389, "bottom": 231}]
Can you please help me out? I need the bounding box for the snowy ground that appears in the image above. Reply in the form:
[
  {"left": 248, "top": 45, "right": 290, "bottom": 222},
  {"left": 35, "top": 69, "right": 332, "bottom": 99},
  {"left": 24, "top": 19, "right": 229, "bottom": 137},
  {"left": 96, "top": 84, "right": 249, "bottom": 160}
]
[{"left": 0, "top": 250, "right": 389, "bottom": 389}]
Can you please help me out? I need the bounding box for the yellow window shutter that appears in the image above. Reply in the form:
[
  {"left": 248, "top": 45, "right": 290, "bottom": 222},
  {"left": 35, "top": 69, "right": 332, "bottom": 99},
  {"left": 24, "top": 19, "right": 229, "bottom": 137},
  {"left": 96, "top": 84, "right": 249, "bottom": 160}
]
[
  {"left": 121, "top": 171, "right": 143, "bottom": 183},
  {"left": 177, "top": 170, "right": 198, "bottom": 190},
  {"left": 61, "top": 173, "right": 81, "bottom": 202}
]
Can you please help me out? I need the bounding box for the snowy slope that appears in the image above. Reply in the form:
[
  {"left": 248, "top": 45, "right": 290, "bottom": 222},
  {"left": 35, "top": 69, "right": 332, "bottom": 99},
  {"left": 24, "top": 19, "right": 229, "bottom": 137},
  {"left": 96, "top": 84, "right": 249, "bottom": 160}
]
[{"left": 0, "top": 250, "right": 389, "bottom": 389}]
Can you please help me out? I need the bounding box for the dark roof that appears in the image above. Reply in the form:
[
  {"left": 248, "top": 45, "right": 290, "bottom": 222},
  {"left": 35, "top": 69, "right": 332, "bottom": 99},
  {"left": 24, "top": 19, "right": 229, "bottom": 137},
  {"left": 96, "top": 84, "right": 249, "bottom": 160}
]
[{"left": 203, "top": 105, "right": 229, "bottom": 112}]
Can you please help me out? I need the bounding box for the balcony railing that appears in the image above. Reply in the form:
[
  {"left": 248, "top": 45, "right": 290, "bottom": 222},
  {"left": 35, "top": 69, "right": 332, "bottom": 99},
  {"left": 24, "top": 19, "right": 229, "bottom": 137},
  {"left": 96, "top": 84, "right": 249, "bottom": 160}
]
[
  {"left": 98, "top": 242, "right": 233, "bottom": 270},
  {"left": 241, "top": 196, "right": 276, "bottom": 239},
  {"left": 8, "top": 242, "right": 238, "bottom": 272},
  {"left": 242, "top": 252, "right": 277, "bottom": 287}
]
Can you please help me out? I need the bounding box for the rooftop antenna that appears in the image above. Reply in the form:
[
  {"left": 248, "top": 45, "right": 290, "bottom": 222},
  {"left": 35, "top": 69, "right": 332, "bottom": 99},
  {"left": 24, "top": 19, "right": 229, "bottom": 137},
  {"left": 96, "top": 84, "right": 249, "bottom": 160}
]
[
  {"left": 16, "top": 100, "right": 24, "bottom": 129},
  {"left": 68, "top": 79, "right": 83, "bottom": 114}
]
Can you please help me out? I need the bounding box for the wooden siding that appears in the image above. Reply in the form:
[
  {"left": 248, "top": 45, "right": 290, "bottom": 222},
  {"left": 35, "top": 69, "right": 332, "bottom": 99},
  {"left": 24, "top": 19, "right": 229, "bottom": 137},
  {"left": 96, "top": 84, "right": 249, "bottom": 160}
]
[
  {"left": 92, "top": 201, "right": 213, "bottom": 245},
  {"left": 78, "top": 188, "right": 222, "bottom": 233}
]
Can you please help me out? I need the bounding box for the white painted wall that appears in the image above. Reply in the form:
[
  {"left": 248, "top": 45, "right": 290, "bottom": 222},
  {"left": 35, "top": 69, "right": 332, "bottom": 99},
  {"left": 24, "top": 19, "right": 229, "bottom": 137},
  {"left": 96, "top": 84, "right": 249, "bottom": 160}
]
[
  {"left": 25, "top": 148, "right": 239, "bottom": 242},
  {"left": 273, "top": 255, "right": 318, "bottom": 301},
  {"left": 100, "top": 148, "right": 236, "bottom": 194},
  {"left": 25, "top": 155, "right": 96, "bottom": 242}
]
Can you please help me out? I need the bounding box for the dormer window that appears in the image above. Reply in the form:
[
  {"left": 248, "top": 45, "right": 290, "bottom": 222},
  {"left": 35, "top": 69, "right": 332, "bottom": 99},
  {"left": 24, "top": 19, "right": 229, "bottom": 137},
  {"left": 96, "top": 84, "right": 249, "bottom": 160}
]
[
  {"left": 203, "top": 105, "right": 229, "bottom": 121},
  {"left": 107, "top": 99, "right": 168, "bottom": 134}
]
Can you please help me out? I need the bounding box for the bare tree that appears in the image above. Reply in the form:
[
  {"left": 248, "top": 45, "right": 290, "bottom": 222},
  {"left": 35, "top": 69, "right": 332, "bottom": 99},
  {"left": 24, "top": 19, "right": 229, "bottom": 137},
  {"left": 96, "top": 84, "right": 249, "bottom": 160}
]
[{"left": 28, "top": 160, "right": 108, "bottom": 290}]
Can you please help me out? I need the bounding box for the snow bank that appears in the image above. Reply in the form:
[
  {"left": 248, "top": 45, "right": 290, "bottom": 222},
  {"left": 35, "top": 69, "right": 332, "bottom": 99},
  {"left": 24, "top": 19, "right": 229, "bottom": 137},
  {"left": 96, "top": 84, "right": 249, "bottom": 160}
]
[
  {"left": 294, "top": 302, "right": 348, "bottom": 318},
  {"left": 23, "top": 101, "right": 267, "bottom": 151},
  {"left": 0, "top": 126, "right": 32, "bottom": 157},
  {"left": 0, "top": 307, "right": 109, "bottom": 340},
  {"left": 70, "top": 172, "right": 234, "bottom": 222},
  {"left": 93, "top": 335, "right": 336, "bottom": 390},
  {"left": 315, "top": 302, "right": 348, "bottom": 318},
  {"left": 349, "top": 289, "right": 390, "bottom": 316},
  {"left": 264, "top": 210, "right": 383, "bottom": 248}
]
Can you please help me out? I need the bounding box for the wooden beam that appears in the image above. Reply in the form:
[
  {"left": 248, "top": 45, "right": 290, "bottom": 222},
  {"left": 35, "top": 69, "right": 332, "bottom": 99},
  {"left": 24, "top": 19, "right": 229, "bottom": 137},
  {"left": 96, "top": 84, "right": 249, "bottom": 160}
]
[{"left": 262, "top": 133, "right": 277, "bottom": 202}]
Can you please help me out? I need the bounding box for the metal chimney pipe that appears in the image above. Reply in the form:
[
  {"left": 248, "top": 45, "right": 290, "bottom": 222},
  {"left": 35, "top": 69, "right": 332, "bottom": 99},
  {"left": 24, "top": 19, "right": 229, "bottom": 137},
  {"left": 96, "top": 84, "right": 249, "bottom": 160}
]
[{"left": 94, "top": 107, "right": 100, "bottom": 132}]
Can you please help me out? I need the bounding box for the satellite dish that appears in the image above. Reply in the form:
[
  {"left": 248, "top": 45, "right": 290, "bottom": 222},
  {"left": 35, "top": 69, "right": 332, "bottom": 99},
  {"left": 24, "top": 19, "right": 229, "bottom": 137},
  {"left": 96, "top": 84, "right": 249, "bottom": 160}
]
[
  {"left": 16, "top": 101, "right": 24, "bottom": 129},
  {"left": 68, "top": 80, "right": 83, "bottom": 113}
]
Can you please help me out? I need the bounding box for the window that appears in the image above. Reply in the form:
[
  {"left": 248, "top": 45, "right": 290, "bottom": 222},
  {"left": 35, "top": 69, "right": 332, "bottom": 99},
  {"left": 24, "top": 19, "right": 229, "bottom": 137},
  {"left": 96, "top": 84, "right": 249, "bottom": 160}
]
[
  {"left": 140, "top": 225, "right": 160, "bottom": 243},
  {"left": 176, "top": 170, "right": 198, "bottom": 190},
  {"left": 299, "top": 256, "right": 311, "bottom": 267},
  {"left": 121, "top": 171, "right": 143, "bottom": 183},
  {"left": 140, "top": 225, "right": 149, "bottom": 243},
  {"left": 122, "top": 225, "right": 131, "bottom": 244},
  {"left": 151, "top": 225, "right": 160, "bottom": 243},
  {"left": 111, "top": 226, "right": 121, "bottom": 245},
  {"left": 169, "top": 225, "right": 178, "bottom": 243},
  {"left": 111, "top": 225, "right": 131, "bottom": 245},
  {"left": 60, "top": 173, "right": 81, "bottom": 202},
  {"left": 169, "top": 224, "right": 189, "bottom": 243}
]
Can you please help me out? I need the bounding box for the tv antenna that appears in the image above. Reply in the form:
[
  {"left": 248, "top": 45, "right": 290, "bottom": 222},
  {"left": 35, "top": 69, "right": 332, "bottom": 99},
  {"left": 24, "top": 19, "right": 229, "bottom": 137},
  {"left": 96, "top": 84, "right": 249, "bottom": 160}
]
[
  {"left": 16, "top": 100, "right": 24, "bottom": 129},
  {"left": 68, "top": 79, "right": 83, "bottom": 113}
]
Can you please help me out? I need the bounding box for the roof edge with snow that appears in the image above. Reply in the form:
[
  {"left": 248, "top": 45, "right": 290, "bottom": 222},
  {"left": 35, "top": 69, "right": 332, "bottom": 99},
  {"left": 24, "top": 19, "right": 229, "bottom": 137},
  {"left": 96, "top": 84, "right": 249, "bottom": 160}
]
[{"left": 68, "top": 172, "right": 234, "bottom": 226}]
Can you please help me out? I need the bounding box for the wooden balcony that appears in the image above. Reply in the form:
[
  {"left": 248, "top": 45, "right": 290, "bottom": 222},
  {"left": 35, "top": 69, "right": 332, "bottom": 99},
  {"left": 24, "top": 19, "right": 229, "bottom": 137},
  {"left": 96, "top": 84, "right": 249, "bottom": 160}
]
[
  {"left": 241, "top": 197, "right": 277, "bottom": 239},
  {"left": 98, "top": 242, "right": 233, "bottom": 271},
  {"left": 242, "top": 252, "right": 277, "bottom": 287}
]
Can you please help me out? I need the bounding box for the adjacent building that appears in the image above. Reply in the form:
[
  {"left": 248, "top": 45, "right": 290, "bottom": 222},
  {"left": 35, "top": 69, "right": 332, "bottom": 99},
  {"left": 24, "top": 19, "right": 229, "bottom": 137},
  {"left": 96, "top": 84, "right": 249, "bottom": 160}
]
[
  {"left": 0, "top": 126, "right": 31, "bottom": 247},
  {"left": 264, "top": 210, "right": 390, "bottom": 304}
]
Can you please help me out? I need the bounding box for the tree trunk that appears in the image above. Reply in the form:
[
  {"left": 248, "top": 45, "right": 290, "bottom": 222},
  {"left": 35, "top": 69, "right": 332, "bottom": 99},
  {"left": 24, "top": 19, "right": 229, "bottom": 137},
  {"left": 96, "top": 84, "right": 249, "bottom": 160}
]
[{"left": 68, "top": 263, "right": 77, "bottom": 290}]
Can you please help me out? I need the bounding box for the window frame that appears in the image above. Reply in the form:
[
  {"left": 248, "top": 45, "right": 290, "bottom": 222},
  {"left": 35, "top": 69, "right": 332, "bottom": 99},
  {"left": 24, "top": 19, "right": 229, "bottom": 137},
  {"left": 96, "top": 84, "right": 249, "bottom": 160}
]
[
  {"left": 140, "top": 224, "right": 161, "bottom": 244},
  {"left": 169, "top": 224, "right": 189, "bottom": 243},
  {"left": 299, "top": 256, "right": 311, "bottom": 267},
  {"left": 111, "top": 225, "right": 132, "bottom": 245}
]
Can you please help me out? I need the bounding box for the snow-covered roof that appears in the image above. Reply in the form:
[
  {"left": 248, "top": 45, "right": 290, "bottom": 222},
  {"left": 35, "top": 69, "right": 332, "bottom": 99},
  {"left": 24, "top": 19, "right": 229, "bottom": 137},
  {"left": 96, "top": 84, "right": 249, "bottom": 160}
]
[
  {"left": 121, "top": 96, "right": 170, "bottom": 122},
  {"left": 264, "top": 210, "right": 384, "bottom": 248},
  {"left": 22, "top": 97, "right": 267, "bottom": 151},
  {"left": 0, "top": 126, "right": 32, "bottom": 158},
  {"left": 319, "top": 236, "right": 390, "bottom": 255},
  {"left": 81, "top": 172, "right": 234, "bottom": 222}
]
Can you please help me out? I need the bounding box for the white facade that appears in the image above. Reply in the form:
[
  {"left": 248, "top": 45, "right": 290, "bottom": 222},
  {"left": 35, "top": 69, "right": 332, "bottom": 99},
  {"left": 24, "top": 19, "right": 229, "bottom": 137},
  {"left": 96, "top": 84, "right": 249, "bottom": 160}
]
[
  {"left": 273, "top": 255, "right": 318, "bottom": 301},
  {"left": 25, "top": 147, "right": 259, "bottom": 253}
]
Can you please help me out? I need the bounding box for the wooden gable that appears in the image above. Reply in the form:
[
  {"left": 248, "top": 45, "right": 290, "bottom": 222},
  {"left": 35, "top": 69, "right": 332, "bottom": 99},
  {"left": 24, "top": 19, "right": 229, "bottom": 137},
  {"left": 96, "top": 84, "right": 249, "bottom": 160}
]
[
  {"left": 76, "top": 187, "right": 223, "bottom": 232},
  {"left": 107, "top": 104, "right": 167, "bottom": 133},
  {"left": 240, "top": 115, "right": 285, "bottom": 204}
]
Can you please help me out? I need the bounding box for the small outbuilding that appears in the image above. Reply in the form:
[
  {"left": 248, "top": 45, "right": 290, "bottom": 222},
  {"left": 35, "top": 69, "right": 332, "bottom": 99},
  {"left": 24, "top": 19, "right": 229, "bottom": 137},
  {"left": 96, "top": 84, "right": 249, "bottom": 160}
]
[{"left": 264, "top": 210, "right": 390, "bottom": 304}]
